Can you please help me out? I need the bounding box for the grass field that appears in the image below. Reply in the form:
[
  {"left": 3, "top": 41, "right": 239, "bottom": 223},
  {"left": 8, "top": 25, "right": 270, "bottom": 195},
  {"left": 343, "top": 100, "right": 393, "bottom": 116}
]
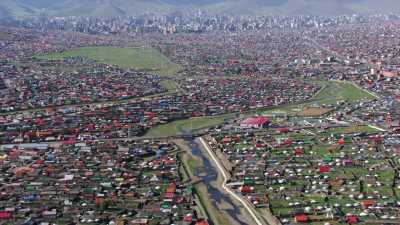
[
  {"left": 160, "top": 80, "right": 179, "bottom": 92},
  {"left": 147, "top": 80, "right": 377, "bottom": 137},
  {"left": 260, "top": 80, "right": 376, "bottom": 116},
  {"left": 146, "top": 114, "right": 235, "bottom": 137},
  {"left": 322, "top": 125, "right": 379, "bottom": 135},
  {"left": 0, "top": 32, "right": 12, "bottom": 40},
  {"left": 313, "top": 80, "right": 376, "bottom": 104},
  {"left": 296, "top": 107, "right": 332, "bottom": 116},
  {"left": 38, "top": 46, "right": 181, "bottom": 76}
]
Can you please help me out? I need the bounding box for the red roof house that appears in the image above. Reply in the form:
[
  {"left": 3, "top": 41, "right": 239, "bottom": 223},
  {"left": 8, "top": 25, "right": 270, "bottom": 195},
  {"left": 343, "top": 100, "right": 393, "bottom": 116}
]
[
  {"left": 183, "top": 214, "right": 193, "bottom": 222},
  {"left": 338, "top": 138, "right": 345, "bottom": 145},
  {"left": 255, "top": 143, "right": 264, "bottom": 148},
  {"left": 319, "top": 166, "right": 330, "bottom": 173},
  {"left": 166, "top": 183, "right": 176, "bottom": 194},
  {"left": 196, "top": 220, "right": 209, "bottom": 225},
  {"left": 165, "top": 192, "right": 174, "bottom": 199},
  {"left": 346, "top": 215, "right": 359, "bottom": 224},
  {"left": 222, "top": 137, "right": 232, "bottom": 144},
  {"left": 294, "top": 148, "right": 303, "bottom": 156},
  {"left": 0, "top": 211, "right": 11, "bottom": 219},
  {"left": 95, "top": 197, "right": 104, "bottom": 205},
  {"left": 277, "top": 127, "right": 290, "bottom": 133},
  {"left": 239, "top": 185, "right": 252, "bottom": 194},
  {"left": 362, "top": 200, "right": 376, "bottom": 208},
  {"left": 294, "top": 214, "right": 308, "bottom": 223},
  {"left": 240, "top": 116, "right": 270, "bottom": 128}
]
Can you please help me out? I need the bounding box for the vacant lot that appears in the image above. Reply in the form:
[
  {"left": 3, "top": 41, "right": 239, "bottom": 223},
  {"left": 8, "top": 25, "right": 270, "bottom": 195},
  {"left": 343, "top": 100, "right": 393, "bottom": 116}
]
[
  {"left": 38, "top": 46, "right": 181, "bottom": 76},
  {"left": 313, "top": 81, "right": 376, "bottom": 104},
  {"left": 322, "top": 125, "right": 379, "bottom": 135},
  {"left": 297, "top": 107, "right": 332, "bottom": 116},
  {"left": 146, "top": 114, "right": 235, "bottom": 137}
]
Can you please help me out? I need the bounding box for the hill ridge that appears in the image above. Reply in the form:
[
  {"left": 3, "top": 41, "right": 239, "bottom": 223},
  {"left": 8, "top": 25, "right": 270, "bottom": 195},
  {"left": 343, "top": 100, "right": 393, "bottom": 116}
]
[{"left": 1, "top": 0, "right": 400, "bottom": 19}]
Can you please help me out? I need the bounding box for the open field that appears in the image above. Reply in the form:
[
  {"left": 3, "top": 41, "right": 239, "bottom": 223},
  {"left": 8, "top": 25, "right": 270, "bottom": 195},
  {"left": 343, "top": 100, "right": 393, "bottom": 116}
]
[
  {"left": 38, "top": 46, "right": 181, "bottom": 76},
  {"left": 261, "top": 80, "right": 375, "bottom": 116},
  {"left": 145, "top": 114, "right": 235, "bottom": 137},
  {"left": 0, "top": 31, "right": 12, "bottom": 40},
  {"left": 321, "top": 125, "right": 380, "bottom": 135},
  {"left": 160, "top": 79, "right": 179, "bottom": 92},
  {"left": 297, "top": 107, "right": 333, "bottom": 116},
  {"left": 313, "top": 81, "right": 376, "bottom": 104}
]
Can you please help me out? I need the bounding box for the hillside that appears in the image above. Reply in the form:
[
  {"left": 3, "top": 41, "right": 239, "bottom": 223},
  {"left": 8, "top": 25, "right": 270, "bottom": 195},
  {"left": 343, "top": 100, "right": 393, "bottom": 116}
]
[{"left": 1, "top": 0, "right": 400, "bottom": 19}]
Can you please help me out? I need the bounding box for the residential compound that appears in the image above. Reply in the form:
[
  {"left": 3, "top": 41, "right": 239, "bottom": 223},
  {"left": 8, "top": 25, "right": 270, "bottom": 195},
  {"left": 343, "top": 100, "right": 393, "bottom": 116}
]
[{"left": 0, "top": 12, "right": 399, "bottom": 225}]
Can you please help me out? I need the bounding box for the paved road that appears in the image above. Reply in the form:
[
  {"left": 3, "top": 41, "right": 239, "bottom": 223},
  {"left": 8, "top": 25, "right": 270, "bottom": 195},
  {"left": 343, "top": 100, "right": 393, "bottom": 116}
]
[
  {"left": 304, "top": 36, "right": 346, "bottom": 62},
  {"left": 304, "top": 36, "right": 377, "bottom": 69},
  {"left": 0, "top": 134, "right": 197, "bottom": 149}
]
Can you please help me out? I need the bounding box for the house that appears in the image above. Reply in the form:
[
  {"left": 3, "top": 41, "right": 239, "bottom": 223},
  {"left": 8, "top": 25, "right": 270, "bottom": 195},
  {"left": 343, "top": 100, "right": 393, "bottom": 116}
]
[
  {"left": 346, "top": 215, "right": 359, "bottom": 224},
  {"left": 294, "top": 147, "right": 303, "bottom": 156},
  {"left": 196, "top": 219, "right": 209, "bottom": 225},
  {"left": 239, "top": 185, "right": 253, "bottom": 194},
  {"left": 0, "top": 211, "right": 11, "bottom": 219},
  {"left": 131, "top": 218, "right": 149, "bottom": 224},
  {"left": 277, "top": 127, "right": 290, "bottom": 133},
  {"left": 240, "top": 116, "right": 270, "bottom": 129},
  {"left": 319, "top": 166, "right": 330, "bottom": 173},
  {"left": 362, "top": 200, "right": 376, "bottom": 209},
  {"left": 343, "top": 159, "right": 354, "bottom": 166},
  {"left": 0, "top": 79, "right": 8, "bottom": 97},
  {"left": 183, "top": 214, "right": 193, "bottom": 222},
  {"left": 42, "top": 209, "right": 57, "bottom": 218},
  {"left": 294, "top": 214, "right": 308, "bottom": 223}
]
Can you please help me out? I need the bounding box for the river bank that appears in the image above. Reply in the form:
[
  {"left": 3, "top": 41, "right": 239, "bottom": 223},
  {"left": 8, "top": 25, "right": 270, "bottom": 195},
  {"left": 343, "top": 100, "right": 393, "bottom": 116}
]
[{"left": 175, "top": 138, "right": 253, "bottom": 225}]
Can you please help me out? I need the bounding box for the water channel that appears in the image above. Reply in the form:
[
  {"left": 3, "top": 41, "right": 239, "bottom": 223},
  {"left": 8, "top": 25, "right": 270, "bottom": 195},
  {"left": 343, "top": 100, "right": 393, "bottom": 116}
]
[{"left": 183, "top": 136, "right": 248, "bottom": 225}]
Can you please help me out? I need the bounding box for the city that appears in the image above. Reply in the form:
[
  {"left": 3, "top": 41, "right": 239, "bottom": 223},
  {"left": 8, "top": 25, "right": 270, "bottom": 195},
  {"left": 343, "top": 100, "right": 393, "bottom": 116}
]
[{"left": 0, "top": 1, "right": 399, "bottom": 225}]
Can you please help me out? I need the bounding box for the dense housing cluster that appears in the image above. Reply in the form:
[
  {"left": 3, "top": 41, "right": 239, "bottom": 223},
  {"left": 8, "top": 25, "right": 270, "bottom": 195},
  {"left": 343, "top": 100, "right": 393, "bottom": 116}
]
[
  {"left": 0, "top": 26, "right": 322, "bottom": 144},
  {"left": 209, "top": 128, "right": 400, "bottom": 224},
  {"left": 0, "top": 58, "right": 166, "bottom": 112},
  {"left": 2, "top": 11, "right": 400, "bottom": 225},
  {"left": 0, "top": 140, "right": 207, "bottom": 225},
  {"left": 0, "top": 78, "right": 316, "bottom": 144}
]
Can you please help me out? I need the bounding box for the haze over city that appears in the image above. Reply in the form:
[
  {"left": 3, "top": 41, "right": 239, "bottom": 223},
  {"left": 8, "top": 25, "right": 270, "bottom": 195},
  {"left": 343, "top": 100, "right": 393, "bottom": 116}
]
[{"left": 2, "top": 0, "right": 400, "bottom": 18}]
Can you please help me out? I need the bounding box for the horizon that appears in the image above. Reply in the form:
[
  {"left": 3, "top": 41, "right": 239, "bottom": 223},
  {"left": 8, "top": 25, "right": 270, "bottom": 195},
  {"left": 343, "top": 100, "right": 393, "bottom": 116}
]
[{"left": 1, "top": 0, "right": 400, "bottom": 19}]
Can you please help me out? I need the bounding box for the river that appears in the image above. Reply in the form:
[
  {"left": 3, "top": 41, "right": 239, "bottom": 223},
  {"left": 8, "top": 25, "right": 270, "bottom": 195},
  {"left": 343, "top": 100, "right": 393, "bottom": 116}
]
[{"left": 183, "top": 136, "right": 249, "bottom": 225}]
